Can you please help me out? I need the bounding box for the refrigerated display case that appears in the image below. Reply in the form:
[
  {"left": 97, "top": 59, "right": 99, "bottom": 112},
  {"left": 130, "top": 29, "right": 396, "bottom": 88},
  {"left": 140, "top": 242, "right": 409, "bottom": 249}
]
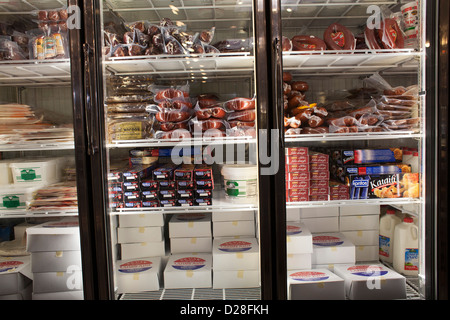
[
  {"left": 81, "top": 0, "right": 286, "bottom": 300},
  {"left": 76, "top": 0, "right": 446, "bottom": 301},
  {"left": 0, "top": 0, "right": 97, "bottom": 300},
  {"left": 279, "top": 0, "right": 446, "bottom": 300}
]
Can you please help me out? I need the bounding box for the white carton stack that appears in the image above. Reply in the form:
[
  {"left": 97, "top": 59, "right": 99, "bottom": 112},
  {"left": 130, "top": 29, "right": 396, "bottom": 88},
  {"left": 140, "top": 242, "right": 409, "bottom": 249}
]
[
  {"left": 334, "top": 264, "right": 406, "bottom": 300},
  {"left": 26, "top": 218, "right": 83, "bottom": 300},
  {"left": 212, "top": 210, "right": 255, "bottom": 238},
  {"left": 339, "top": 205, "right": 380, "bottom": 262},
  {"left": 300, "top": 207, "right": 339, "bottom": 233},
  {"left": 287, "top": 268, "right": 345, "bottom": 300},
  {"left": 286, "top": 222, "right": 313, "bottom": 270},
  {"left": 164, "top": 253, "right": 212, "bottom": 289},
  {"left": 168, "top": 213, "right": 212, "bottom": 253},
  {"left": 115, "top": 256, "right": 163, "bottom": 293},
  {"left": 0, "top": 256, "right": 32, "bottom": 300},
  {"left": 212, "top": 237, "right": 260, "bottom": 289},
  {"left": 118, "top": 213, "right": 166, "bottom": 260},
  {"left": 311, "top": 233, "right": 356, "bottom": 271}
]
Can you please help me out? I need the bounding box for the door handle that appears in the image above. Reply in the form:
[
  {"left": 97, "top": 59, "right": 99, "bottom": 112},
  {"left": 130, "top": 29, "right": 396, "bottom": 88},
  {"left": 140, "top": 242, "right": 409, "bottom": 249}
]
[{"left": 83, "top": 43, "right": 99, "bottom": 156}]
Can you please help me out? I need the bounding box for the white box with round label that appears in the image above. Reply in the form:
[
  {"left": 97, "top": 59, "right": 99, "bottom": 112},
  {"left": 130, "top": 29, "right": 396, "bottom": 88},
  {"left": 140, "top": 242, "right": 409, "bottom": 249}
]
[
  {"left": 213, "top": 269, "right": 260, "bottom": 289},
  {"left": 168, "top": 213, "right": 211, "bottom": 238},
  {"left": 288, "top": 269, "right": 345, "bottom": 300},
  {"left": 286, "top": 222, "right": 313, "bottom": 254},
  {"left": 170, "top": 237, "right": 212, "bottom": 254},
  {"left": 164, "top": 253, "right": 212, "bottom": 289},
  {"left": 333, "top": 264, "right": 406, "bottom": 300},
  {"left": 311, "top": 233, "right": 356, "bottom": 265},
  {"left": 212, "top": 237, "right": 259, "bottom": 271},
  {"left": 116, "top": 256, "right": 162, "bottom": 293}
]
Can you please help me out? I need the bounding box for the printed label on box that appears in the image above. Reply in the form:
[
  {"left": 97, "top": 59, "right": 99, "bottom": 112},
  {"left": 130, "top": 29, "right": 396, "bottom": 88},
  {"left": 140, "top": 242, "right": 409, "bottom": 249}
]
[
  {"left": 118, "top": 260, "right": 153, "bottom": 273},
  {"left": 172, "top": 257, "right": 206, "bottom": 270},
  {"left": 218, "top": 240, "right": 253, "bottom": 252},
  {"left": 313, "top": 235, "right": 344, "bottom": 247},
  {"left": 289, "top": 271, "right": 330, "bottom": 282},
  {"left": 347, "top": 265, "right": 388, "bottom": 277}
]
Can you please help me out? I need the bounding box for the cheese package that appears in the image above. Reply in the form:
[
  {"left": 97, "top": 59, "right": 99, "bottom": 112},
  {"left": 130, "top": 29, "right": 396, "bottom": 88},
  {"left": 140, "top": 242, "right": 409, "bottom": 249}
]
[
  {"left": 164, "top": 253, "right": 212, "bottom": 289},
  {"left": 0, "top": 256, "right": 32, "bottom": 296},
  {"left": 212, "top": 237, "right": 259, "bottom": 271},
  {"left": 168, "top": 213, "right": 211, "bottom": 238},
  {"left": 287, "top": 269, "right": 345, "bottom": 300},
  {"left": 333, "top": 264, "right": 406, "bottom": 300},
  {"left": 311, "top": 233, "right": 356, "bottom": 265},
  {"left": 286, "top": 222, "right": 313, "bottom": 254},
  {"left": 26, "top": 218, "right": 81, "bottom": 252},
  {"left": 120, "top": 241, "right": 165, "bottom": 260},
  {"left": 116, "top": 257, "right": 162, "bottom": 293}
]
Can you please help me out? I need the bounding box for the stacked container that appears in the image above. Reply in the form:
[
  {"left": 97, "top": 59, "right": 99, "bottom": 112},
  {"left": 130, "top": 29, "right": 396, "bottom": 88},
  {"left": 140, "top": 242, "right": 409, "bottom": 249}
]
[{"left": 26, "top": 218, "right": 83, "bottom": 300}]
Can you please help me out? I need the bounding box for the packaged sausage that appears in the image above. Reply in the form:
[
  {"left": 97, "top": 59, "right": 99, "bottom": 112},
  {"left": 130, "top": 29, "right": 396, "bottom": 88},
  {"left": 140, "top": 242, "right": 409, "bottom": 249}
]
[
  {"left": 212, "top": 38, "right": 254, "bottom": 53},
  {"left": 154, "top": 129, "right": 192, "bottom": 140},
  {"left": 227, "top": 109, "right": 256, "bottom": 122},
  {"left": 224, "top": 97, "right": 256, "bottom": 111},
  {"left": 194, "top": 105, "right": 228, "bottom": 120}
]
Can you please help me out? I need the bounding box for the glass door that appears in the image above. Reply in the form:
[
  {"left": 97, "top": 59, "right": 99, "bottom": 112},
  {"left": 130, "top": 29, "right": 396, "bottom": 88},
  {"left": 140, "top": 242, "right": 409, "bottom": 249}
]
[
  {"left": 0, "top": 0, "right": 93, "bottom": 300},
  {"left": 85, "top": 0, "right": 277, "bottom": 300},
  {"left": 280, "top": 0, "right": 431, "bottom": 300}
]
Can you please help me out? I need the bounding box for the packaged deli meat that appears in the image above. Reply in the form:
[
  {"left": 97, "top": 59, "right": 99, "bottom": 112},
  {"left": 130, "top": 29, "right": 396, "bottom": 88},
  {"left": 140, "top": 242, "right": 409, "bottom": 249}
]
[
  {"left": 323, "top": 23, "right": 356, "bottom": 51},
  {"left": 291, "top": 35, "right": 327, "bottom": 52}
]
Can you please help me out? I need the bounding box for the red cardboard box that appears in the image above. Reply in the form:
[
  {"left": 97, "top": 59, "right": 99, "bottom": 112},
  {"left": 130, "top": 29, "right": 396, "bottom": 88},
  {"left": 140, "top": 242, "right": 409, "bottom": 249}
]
[
  {"left": 309, "top": 152, "right": 329, "bottom": 164},
  {"left": 285, "top": 147, "right": 309, "bottom": 156},
  {"left": 286, "top": 163, "right": 309, "bottom": 173},
  {"left": 285, "top": 155, "right": 309, "bottom": 165},
  {"left": 286, "top": 180, "right": 310, "bottom": 189}
]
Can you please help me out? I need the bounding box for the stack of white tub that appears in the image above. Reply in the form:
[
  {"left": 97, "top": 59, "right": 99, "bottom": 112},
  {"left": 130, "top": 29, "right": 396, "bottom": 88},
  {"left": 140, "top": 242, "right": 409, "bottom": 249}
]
[
  {"left": 0, "top": 158, "right": 63, "bottom": 212},
  {"left": 26, "top": 217, "right": 83, "bottom": 300}
]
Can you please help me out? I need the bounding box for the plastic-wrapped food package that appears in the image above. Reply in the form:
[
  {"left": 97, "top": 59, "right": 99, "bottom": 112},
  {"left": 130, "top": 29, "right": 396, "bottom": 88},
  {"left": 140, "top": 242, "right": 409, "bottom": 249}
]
[{"left": 107, "top": 114, "right": 155, "bottom": 141}]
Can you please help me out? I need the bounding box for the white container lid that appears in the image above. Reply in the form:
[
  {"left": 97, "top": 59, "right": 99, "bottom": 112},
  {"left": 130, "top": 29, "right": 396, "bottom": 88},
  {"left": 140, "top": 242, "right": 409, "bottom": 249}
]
[{"left": 221, "top": 164, "right": 258, "bottom": 179}]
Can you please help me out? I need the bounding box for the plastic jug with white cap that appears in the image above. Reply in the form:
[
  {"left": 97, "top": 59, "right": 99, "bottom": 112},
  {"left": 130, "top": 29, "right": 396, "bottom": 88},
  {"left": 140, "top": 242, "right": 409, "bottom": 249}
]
[
  {"left": 393, "top": 216, "right": 419, "bottom": 276},
  {"left": 379, "top": 208, "right": 402, "bottom": 263}
]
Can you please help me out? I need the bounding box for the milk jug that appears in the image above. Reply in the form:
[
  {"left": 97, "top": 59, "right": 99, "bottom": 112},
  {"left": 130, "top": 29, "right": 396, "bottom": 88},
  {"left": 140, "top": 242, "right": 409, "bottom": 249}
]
[
  {"left": 393, "top": 217, "right": 419, "bottom": 276},
  {"left": 379, "top": 209, "right": 401, "bottom": 263}
]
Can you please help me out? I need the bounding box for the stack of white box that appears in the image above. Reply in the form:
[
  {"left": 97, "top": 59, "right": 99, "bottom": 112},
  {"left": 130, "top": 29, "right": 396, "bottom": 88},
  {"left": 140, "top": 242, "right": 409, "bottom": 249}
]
[
  {"left": 286, "top": 222, "right": 313, "bottom": 270},
  {"left": 168, "top": 213, "right": 212, "bottom": 254},
  {"left": 26, "top": 218, "right": 84, "bottom": 300},
  {"left": 212, "top": 237, "right": 260, "bottom": 289},
  {"left": 0, "top": 256, "right": 32, "bottom": 300},
  {"left": 164, "top": 213, "right": 213, "bottom": 289},
  {"left": 339, "top": 206, "right": 380, "bottom": 262},
  {"left": 311, "top": 233, "right": 356, "bottom": 271},
  {"left": 212, "top": 210, "right": 256, "bottom": 238},
  {"left": 118, "top": 213, "right": 166, "bottom": 260},
  {"left": 115, "top": 213, "right": 166, "bottom": 294},
  {"left": 300, "top": 207, "right": 339, "bottom": 233}
]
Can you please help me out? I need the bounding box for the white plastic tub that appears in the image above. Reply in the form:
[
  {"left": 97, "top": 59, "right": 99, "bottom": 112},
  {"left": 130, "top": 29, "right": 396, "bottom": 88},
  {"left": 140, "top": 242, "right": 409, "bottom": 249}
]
[
  {"left": 0, "top": 186, "right": 40, "bottom": 210},
  {"left": 221, "top": 164, "right": 258, "bottom": 198},
  {"left": 9, "top": 158, "right": 59, "bottom": 186},
  {"left": 0, "top": 160, "right": 13, "bottom": 185}
]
